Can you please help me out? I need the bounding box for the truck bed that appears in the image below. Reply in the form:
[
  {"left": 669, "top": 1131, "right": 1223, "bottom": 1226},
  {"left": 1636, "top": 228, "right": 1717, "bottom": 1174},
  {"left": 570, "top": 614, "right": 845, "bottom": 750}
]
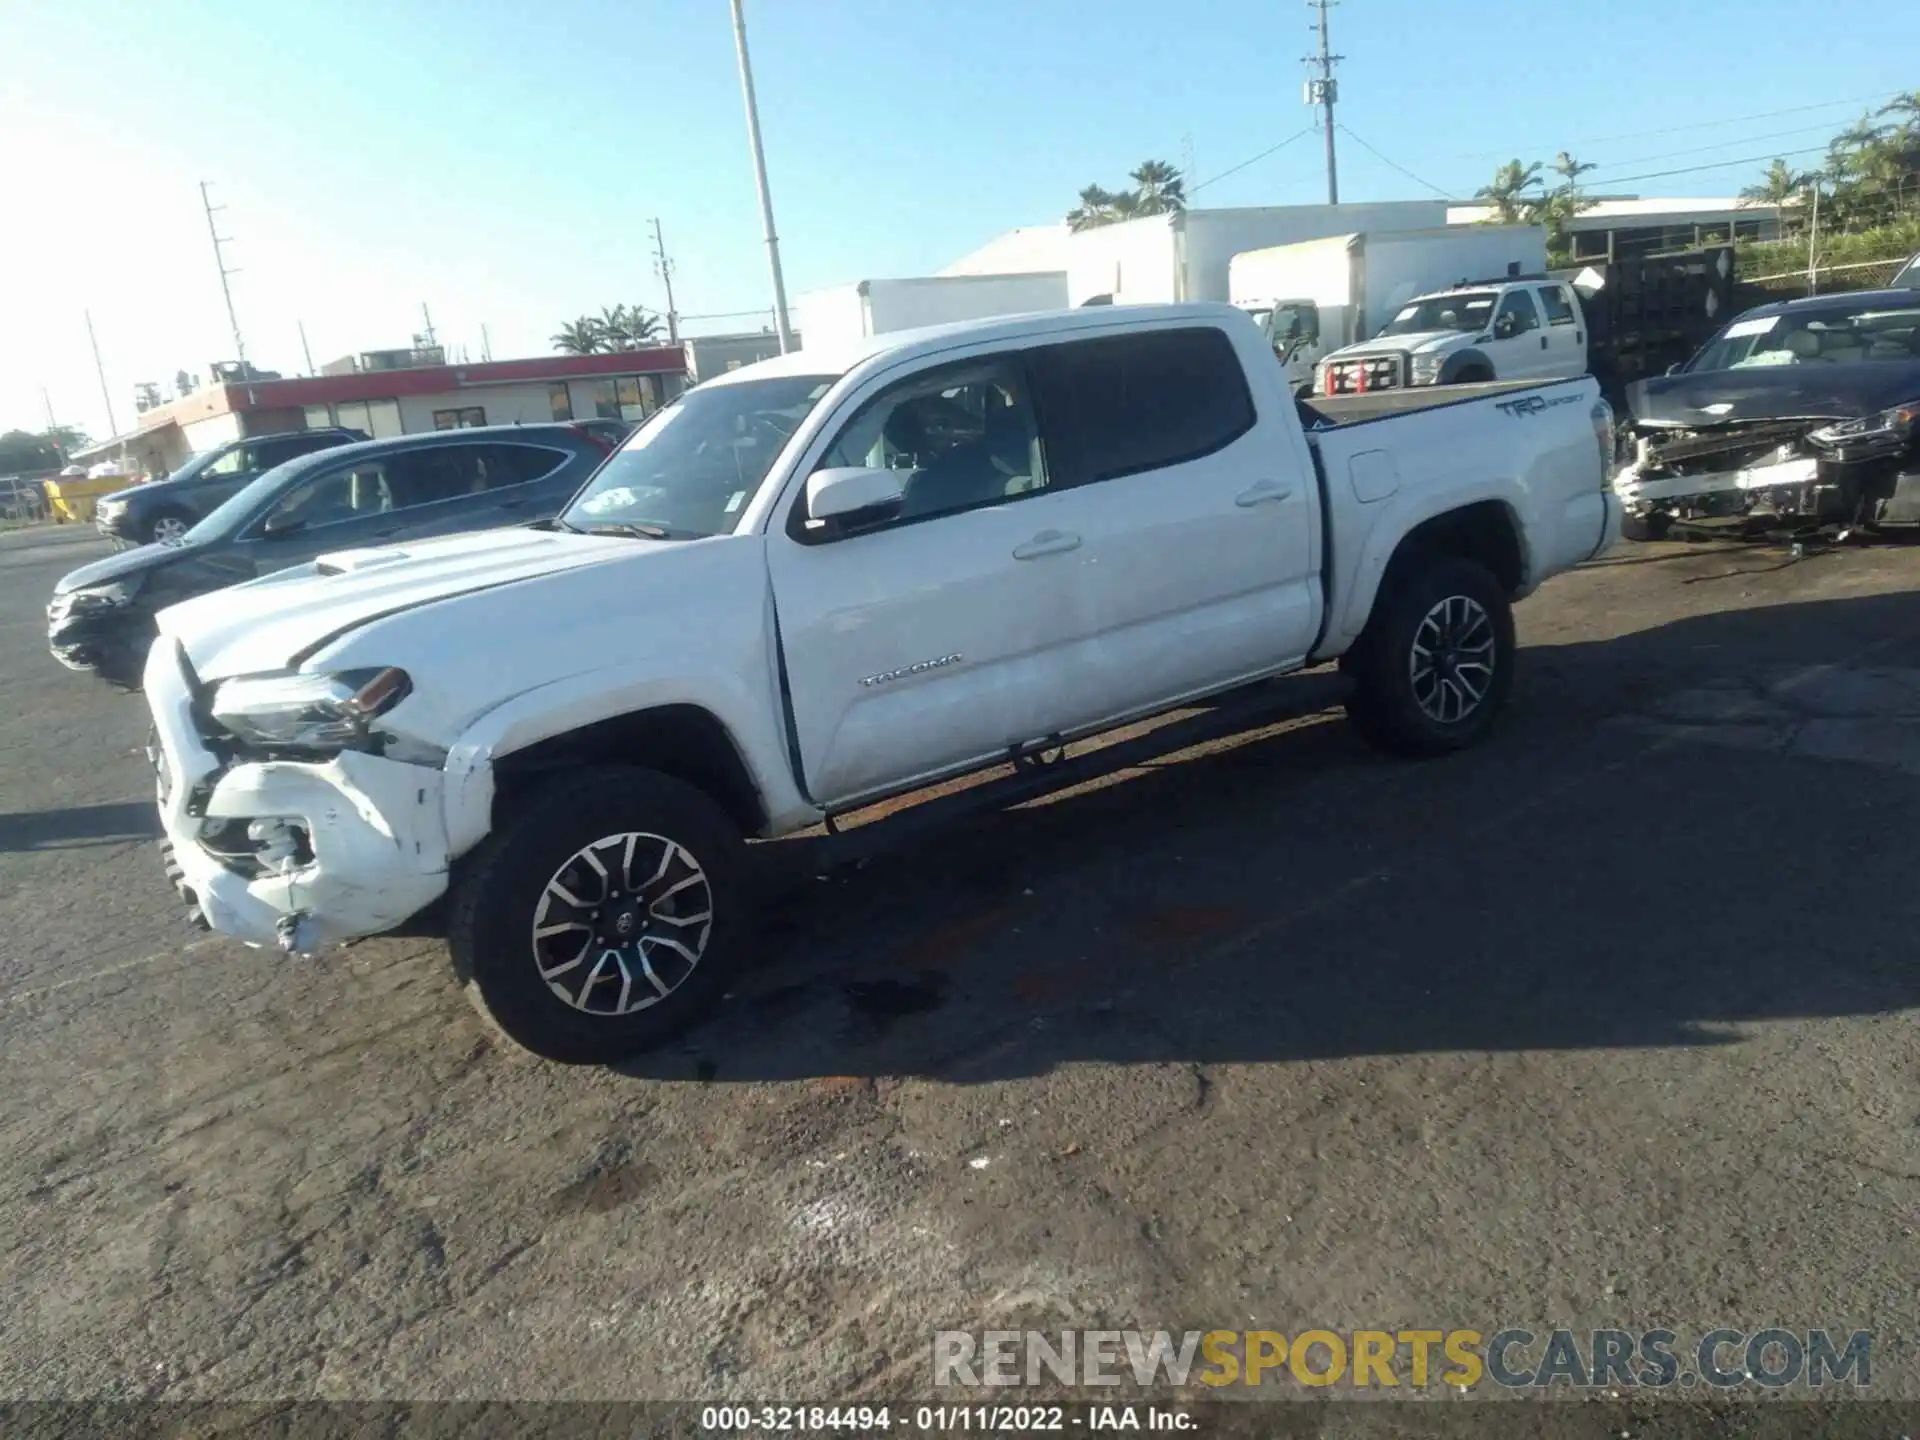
[{"left": 1297, "top": 377, "right": 1550, "bottom": 428}]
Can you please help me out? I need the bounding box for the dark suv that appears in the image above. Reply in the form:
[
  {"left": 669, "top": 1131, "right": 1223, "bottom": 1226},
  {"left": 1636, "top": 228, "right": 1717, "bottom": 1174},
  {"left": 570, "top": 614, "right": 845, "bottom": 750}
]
[
  {"left": 50, "top": 423, "right": 615, "bottom": 688},
  {"left": 94, "top": 428, "right": 367, "bottom": 546}
]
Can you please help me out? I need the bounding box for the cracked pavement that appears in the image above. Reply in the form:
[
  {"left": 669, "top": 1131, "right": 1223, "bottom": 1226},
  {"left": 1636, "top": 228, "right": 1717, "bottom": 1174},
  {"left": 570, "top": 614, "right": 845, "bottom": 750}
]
[{"left": 1, "top": 523, "right": 1917, "bottom": 1403}]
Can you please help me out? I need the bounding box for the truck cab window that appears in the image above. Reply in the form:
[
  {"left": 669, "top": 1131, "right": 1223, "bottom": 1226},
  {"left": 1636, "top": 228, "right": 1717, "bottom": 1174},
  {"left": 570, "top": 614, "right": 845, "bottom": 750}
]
[
  {"left": 814, "top": 357, "right": 1047, "bottom": 524},
  {"left": 1493, "top": 291, "right": 1540, "bottom": 338},
  {"left": 1537, "top": 286, "right": 1577, "bottom": 326}
]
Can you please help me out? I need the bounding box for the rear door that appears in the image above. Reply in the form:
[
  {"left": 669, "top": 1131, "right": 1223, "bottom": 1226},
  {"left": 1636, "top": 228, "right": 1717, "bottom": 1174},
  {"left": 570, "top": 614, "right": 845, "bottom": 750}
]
[
  {"left": 1535, "top": 283, "right": 1588, "bottom": 377},
  {"left": 1023, "top": 324, "right": 1321, "bottom": 717},
  {"left": 463, "top": 440, "right": 587, "bottom": 526},
  {"left": 229, "top": 455, "right": 411, "bottom": 575}
]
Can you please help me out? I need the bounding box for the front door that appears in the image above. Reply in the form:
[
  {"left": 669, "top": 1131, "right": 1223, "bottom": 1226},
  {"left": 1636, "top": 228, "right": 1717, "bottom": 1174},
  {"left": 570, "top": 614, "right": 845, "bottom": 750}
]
[
  {"left": 1489, "top": 288, "right": 1547, "bottom": 378},
  {"left": 766, "top": 349, "right": 1109, "bottom": 808}
]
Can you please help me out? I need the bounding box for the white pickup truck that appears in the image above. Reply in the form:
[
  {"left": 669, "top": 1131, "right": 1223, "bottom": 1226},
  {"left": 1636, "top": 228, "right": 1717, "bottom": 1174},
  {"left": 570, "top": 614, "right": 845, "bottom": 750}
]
[
  {"left": 1316, "top": 276, "right": 1589, "bottom": 395},
  {"left": 143, "top": 304, "right": 1620, "bottom": 1063}
]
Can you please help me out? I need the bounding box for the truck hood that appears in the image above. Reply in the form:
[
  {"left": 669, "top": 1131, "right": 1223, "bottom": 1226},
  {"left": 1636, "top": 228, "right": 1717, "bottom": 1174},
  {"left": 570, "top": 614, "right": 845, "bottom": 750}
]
[
  {"left": 1326, "top": 330, "right": 1471, "bottom": 360},
  {"left": 1626, "top": 359, "right": 1920, "bottom": 428},
  {"left": 156, "top": 525, "right": 641, "bottom": 680}
]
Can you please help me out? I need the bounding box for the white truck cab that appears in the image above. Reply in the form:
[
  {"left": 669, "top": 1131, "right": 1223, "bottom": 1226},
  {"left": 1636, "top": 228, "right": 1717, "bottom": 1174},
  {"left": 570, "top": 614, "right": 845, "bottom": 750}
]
[
  {"left": 143, "top": 304, "right": 1619, "bottom": 1066},
  {"left": 1316, "top": 277, "right": 1589, "bottom": 394},
  {"left": 1235, "top": 299, "right": 1327, "bottom": 392}
]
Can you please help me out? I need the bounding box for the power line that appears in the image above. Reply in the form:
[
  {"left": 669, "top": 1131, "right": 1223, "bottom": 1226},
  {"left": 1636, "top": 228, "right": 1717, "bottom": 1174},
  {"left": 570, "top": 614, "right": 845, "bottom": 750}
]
[
  {"left": 1581, "top": 143, "right": 1834, "bottom": 186},
  {"left": 1336, "top": 124, "right": 1454, "bottom": 198},
  {"left": 1189, "top": 127, "right": 1319, "bottom": 196},
  {"left": 1439, "top": 90, "right": 1907, "bottom": 162}
]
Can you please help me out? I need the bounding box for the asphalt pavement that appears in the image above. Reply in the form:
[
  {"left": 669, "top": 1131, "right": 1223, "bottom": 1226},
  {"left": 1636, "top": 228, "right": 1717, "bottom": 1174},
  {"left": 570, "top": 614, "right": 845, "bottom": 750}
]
[{"left": 1, "top": 524, "right": 1917, "bottom": 1409}]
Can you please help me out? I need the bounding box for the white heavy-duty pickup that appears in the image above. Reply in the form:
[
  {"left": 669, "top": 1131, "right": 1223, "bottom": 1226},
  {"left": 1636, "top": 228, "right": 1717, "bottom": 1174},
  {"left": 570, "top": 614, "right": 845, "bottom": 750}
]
[{"left": 144, "top": 304, "right": 1621, "bottom": 1064}]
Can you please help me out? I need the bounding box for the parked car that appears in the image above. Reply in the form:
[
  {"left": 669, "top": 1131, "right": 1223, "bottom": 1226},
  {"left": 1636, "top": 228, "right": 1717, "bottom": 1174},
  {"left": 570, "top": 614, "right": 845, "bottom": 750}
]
[
  {"left": 49, "top": 423, "right": 613, "bottom": 688},
  {"left": 94, "top": 429, "right": 367, "bottom": 547},
  {"left": 141, "top": 304, "right": 1618, "bottom": 1064},
  {"left": 1613, "top": 287, "right": 1920, "bottom": 538}
]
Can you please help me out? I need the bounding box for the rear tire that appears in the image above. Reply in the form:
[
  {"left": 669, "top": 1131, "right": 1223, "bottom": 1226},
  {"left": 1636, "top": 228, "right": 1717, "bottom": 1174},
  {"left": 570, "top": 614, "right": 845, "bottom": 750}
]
[
  {"left": 447, "top": 766, "right": 748, "bottom": 1064},
  {"left": 1621, "top": 510, "right": 1672, "bottom": 542},
  {"left": 1344, "top": 556, "right": 1515, "bottom": 757}
]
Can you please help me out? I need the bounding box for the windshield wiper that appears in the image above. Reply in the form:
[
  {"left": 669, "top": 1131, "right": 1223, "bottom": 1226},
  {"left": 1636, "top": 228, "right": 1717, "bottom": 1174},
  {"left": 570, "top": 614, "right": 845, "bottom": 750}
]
[{"left": 579, "top": 521, "right": 680, "bottom": 540}]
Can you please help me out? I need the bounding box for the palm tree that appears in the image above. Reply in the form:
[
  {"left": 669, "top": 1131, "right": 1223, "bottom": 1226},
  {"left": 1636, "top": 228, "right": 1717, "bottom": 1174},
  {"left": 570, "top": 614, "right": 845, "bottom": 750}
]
[
  {"left": 1741, "top": 158, "right": 1807, "bottom": 206},
  {"left": 1475, "top": 160, "right": 1542, "bottom": 224},
  {"left": 1067, "top": 184, "right": 1122, "bottom": 231},
  {"left": 605, "top": 306, "right": 666, "bottom": 350},
  {"left": 551, "top": 317, "right": 604, "bottom": 355},
  {"left": 1130, "top": 160, "right": 1187, "bottom": 216}
]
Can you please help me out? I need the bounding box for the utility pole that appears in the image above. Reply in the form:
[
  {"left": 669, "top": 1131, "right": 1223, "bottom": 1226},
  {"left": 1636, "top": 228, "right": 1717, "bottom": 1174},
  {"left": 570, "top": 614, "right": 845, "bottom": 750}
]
[
  {"left": 199, "top": 181, "right": 247, "bottom": 365},
  {"left": 1304, "top": 0, "right": 1342, "bottom": 205},
  {"left": 1806, "top": 181, "right": 1821, "bottom": 296},
  {"left": 420, "top": 303, "right": 437, "bottom": 347},
  {"left": 480, "top": 323, "right": 492, "bottom": 362},
  {"left": 729, "top": 0, "right": 793, "bottom": 352},
  {"left": 41, "top": 387, "right": 57, "bottom": 431},
  {"left": 298, "top": 321, "right": 315, "bottom": 376},
  {"left": 651, "top": 217, "right": 681, "bottom": 345},
  {"left": 85, "top": 310, "right": 118, "bottom": 440}
]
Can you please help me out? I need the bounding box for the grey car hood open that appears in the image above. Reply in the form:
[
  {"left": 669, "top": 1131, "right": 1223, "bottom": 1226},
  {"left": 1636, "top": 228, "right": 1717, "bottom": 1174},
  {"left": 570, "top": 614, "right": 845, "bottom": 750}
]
[{"left": 1626, "top": 359, "right": 1920, "bottom": 428}]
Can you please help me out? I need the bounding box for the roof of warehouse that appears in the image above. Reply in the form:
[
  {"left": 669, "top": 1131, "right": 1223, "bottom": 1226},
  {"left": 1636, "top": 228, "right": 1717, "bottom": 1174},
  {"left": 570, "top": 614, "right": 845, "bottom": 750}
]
[{"left": 128, "top": 347, "right": 689, "bottom": 429}]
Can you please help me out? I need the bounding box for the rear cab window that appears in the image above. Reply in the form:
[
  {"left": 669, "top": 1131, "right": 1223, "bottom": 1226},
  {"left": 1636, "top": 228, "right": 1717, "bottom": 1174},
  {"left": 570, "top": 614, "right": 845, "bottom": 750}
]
[
  {"left": 1026, "top": 326, "right": 1256, "bottom": 487},
  {"left": 1537, "top": 285, "right": 1578, "bottom": 326}
]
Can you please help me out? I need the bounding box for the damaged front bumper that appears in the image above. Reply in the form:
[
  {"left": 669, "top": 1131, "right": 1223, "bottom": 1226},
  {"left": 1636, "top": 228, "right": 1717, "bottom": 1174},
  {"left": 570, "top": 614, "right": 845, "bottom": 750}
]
[
  {"left": 1613, "top": 427, "right": 1920, "bottom": 534},
  {"left": 144, "top": 641, "right": 452, "bottom": 951}
]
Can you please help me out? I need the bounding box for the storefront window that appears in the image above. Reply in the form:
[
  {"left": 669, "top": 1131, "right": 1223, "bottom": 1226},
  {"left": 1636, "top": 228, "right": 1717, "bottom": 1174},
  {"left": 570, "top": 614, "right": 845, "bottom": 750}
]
[
  {"left": 549, "top": 383, "right": 572, "bottom": 421},
  {"left": 432, "top": 406, "right": 487, "bottom": 429},
  {"left": 366, "top": 398, "right": 403, "bottom": 438},
  {"left": 571, "top": 379, "right": 619, "bottom": 420}
]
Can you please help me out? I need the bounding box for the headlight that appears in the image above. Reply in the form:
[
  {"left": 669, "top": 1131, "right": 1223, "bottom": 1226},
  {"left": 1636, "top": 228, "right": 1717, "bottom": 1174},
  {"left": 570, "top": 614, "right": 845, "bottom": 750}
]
[
  {"left": 1808, "top": 402, "right": 1918, "bottom": 446},
  {"left": 96, "top": 496, "right": 127, "bottom": 517},
  {"left": 1410, "top": 353, "right": 1444, "bottom": 385},
  {"left": 59, "top": 577, "right": 142, "bottom": 613},
  {"left": 210, "top": 667, "right": 412, "bottom": 750}
]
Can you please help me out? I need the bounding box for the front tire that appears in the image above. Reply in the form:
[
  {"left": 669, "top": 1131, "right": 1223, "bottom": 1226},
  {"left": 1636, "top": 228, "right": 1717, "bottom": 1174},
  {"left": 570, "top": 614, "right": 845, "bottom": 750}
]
[
  {"left": 447, "top": 767, "right": 747, "bottom": 1064},
  {"left": 147, "top": 510, "right": 193, "bottom": 545},
  {"left": 1343, "top": 556, "right": 1515, "bottom": 757}
]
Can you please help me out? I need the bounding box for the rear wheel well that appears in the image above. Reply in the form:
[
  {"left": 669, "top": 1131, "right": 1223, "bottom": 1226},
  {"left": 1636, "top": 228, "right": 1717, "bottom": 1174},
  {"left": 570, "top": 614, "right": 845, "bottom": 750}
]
[
  {"left": 1384, "top": 501, "right": 1525, "bottom": 597},
  {"left": 491, "top": 705, "right": 767, "bottom": 837}
]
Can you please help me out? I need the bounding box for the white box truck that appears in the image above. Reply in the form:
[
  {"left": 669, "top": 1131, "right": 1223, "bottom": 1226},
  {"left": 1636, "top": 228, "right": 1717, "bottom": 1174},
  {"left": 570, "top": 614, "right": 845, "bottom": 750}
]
[
  {"left": 795, "top": 273, "right": 1068, "bottom": 352},
  {"left": 1229, "top": 225, "right": 1549, "bottom": 391},
  {"left": 1064, "top": 202, "right": 1449, "bottom": 310}
]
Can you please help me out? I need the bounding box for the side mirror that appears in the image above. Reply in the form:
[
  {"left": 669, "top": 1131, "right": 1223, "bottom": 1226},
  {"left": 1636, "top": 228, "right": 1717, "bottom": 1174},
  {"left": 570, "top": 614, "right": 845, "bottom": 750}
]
[
  {"left": 1665, "top": 363, "right": 1684, "bottom": 377},
  {"left": 806, "top": 466, "right": 904, "bottom": 529},
  {"left": 261, "top": 512, "right": 306, "bottom": 538}
]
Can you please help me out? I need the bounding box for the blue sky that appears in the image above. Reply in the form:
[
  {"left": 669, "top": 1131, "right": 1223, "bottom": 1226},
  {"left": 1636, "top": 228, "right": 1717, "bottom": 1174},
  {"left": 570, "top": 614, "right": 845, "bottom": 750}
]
[{"left": 2, "top": 0, "right": 1911, "bottom": 439}]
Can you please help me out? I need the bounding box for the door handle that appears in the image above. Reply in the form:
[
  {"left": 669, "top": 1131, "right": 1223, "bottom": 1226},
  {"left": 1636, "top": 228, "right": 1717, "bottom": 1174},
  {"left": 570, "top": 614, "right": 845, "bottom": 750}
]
[
  {"left": 1540, "top": 335, "right": 1549, "bottom": 349},
  {"left": 1012, "top": 529, "right": 1081, "bottom": 560},
  {"left": 1235, "top": 481, "right": 1294, "bottom": 507}
]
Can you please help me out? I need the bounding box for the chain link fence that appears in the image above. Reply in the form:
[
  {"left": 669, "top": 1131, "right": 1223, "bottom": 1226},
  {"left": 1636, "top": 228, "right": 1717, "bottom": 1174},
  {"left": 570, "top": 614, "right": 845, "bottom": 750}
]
[{"left": 1736, "top": 255, "right": 1911, "bottom": 305}]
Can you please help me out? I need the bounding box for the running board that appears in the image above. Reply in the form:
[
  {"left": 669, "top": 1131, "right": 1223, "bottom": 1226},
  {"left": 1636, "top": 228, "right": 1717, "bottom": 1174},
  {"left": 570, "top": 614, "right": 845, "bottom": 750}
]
[{"left": 814, "top": 668, "right": 1353, "bottom": 870}]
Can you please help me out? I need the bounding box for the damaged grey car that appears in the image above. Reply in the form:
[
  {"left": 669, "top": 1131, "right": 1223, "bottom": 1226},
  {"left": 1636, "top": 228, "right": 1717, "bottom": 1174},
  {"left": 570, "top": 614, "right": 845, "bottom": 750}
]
[{"left": 1615, "top": 288, "right": 1920, "bottom": 540}]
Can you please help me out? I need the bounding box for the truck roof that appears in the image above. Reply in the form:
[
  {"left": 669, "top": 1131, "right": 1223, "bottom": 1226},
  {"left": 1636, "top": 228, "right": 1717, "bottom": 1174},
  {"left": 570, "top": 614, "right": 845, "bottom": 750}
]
[{"left": 701, "top": 303, "right": 1256, "bottom": 387}]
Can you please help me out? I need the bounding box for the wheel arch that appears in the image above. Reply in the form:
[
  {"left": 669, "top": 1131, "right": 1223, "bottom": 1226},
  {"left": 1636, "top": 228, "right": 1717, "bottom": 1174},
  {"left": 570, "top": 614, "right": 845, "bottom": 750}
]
[
  {"left": 1439, "top": 349, "right": 1495, "bottom": 383},
  {"left": 489, "top": 704, "right": 769, "bottom": 840},
  {"left": 1332, "top": 495, "right": 1530, "bottom": 655}
]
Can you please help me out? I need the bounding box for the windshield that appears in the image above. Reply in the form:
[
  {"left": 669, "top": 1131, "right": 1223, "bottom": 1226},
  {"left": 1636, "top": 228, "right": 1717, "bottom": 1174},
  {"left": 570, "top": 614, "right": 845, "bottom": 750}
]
[
  {"left": 559, "top": 374, "right": 835, "bottom": 536},
  {"left": 1378, "top": 291, "right": 1497, "bottom": 338},
  {"left": 180, "top": 467, "right": 294, "bottom": 543},
  {"left": 1687, "top": 300, "right": 1920, "bottom": 373}
]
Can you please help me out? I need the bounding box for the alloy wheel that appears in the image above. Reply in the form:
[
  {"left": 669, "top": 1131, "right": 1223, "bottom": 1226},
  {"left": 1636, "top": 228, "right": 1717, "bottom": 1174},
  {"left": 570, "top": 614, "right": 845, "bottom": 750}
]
[
  {"left": 1409, "top": 594, "right": 1496, "bottom": 725},
  {"left": 530, "top": 832, "right": 713, "bottom": 1016}
]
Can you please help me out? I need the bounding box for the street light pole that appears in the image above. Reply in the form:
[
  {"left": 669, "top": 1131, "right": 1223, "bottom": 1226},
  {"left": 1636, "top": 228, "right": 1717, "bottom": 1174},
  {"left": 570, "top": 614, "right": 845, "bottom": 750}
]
[{"left": 729, "top": 0, "right": 794, "bottom": 352}]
